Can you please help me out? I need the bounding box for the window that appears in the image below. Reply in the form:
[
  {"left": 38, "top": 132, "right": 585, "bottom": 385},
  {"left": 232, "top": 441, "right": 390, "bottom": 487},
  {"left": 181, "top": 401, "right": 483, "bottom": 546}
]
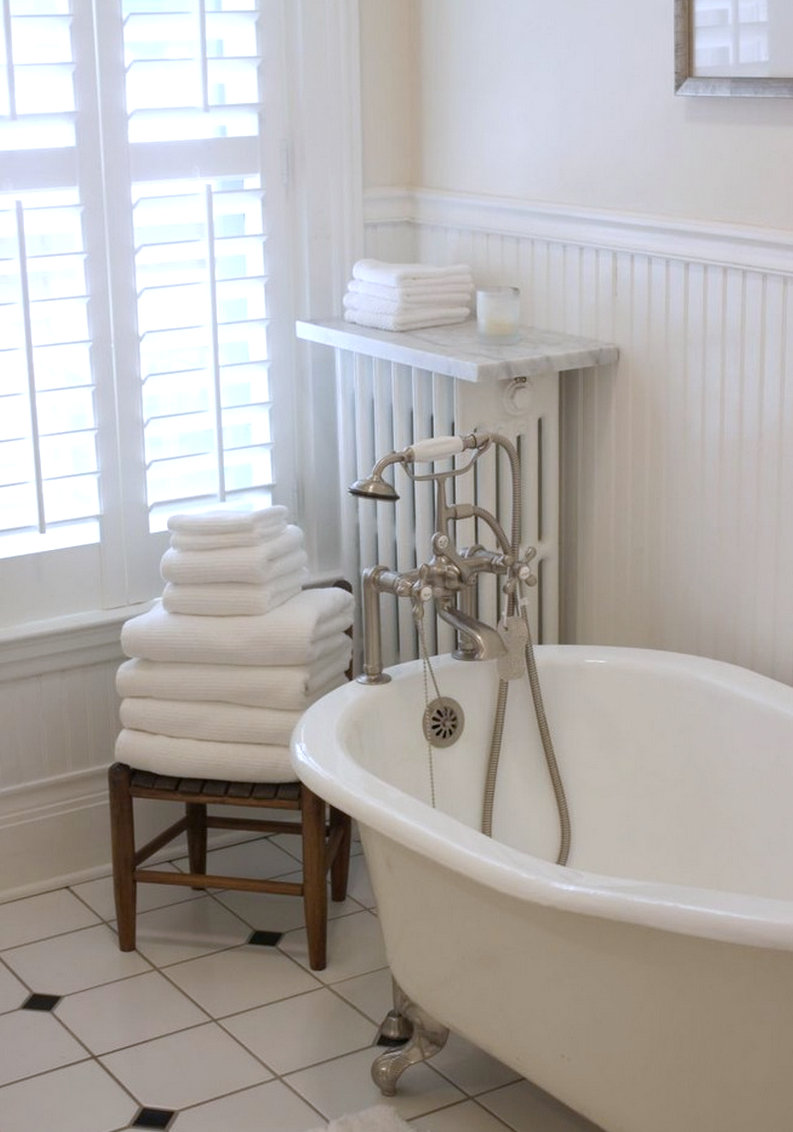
[{"left": 0, "top": 0, "right": 299, "bottom": 624}]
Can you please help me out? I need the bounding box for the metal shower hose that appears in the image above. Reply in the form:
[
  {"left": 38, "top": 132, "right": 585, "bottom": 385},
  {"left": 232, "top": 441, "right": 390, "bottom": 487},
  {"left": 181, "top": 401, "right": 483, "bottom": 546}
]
[{"left": 479, "top": 435, "right": 571, "bottom": 867}]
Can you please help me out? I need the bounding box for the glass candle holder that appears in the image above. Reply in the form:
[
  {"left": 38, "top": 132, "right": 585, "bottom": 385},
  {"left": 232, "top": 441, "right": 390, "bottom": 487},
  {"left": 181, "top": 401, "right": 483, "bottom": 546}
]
[{"left": 476, "top": 286, "right": 521, "bottom": 343}]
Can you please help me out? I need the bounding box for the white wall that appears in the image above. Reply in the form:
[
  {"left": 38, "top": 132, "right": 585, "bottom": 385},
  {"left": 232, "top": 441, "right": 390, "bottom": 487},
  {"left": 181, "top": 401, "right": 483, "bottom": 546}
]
[
  {"left": 359, "top": 1, "right": 793, "bottom": 688},
  {"left": 359, "top": 0, "right": 419, "bottom": 189},
  {"left": 414, "top": 0, "right": 793, "bottom": 230}
]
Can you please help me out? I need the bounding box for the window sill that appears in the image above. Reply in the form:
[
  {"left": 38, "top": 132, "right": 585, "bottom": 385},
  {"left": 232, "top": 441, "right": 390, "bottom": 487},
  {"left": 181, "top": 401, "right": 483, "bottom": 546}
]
[
  {"left": 0, "top": 569, "right": 347, "bottom": 683},
  {"left": 0, "top": 604, "right": 154, "bottom": 682}
]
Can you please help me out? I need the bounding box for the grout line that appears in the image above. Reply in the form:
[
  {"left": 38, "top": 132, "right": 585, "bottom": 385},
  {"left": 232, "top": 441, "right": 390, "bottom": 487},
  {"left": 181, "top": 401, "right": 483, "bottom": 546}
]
[
  {"left": 0, "top": 842, "right": 567, "bottom": 1132},
  {"left": 0, "top": 917, "right": 105, "bottom": 954}
]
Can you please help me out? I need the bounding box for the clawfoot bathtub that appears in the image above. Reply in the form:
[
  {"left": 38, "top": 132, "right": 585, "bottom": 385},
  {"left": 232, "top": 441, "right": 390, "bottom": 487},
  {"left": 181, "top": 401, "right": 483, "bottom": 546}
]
[{"left": 291, "top": 646, "right": 793, "bottom": 1132}]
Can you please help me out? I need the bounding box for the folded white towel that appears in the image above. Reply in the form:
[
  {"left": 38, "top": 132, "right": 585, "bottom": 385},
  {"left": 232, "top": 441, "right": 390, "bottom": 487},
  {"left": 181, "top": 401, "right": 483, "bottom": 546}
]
[
  {"left": 169, "top": 523, "right": 288, "bottom": 551},
  {"left": 121, "top": 587, "right": 354, "bottom": 667},
  {"left": 306, "top": 1105, "right": 413, "bottom": 1132},
  {"left": 115, "top": 642, "right": 351, "bottom": 710},
  {"left": 161, "top": 569, "right": 308, "bottom": 617},
  {"left": 344, "top": 308, "right": 470, "bottom": 332},
  {"left": 352, "top": 259, "right": 473, "bottom": 287},
  {"left": 160, "top": 527, "right": 305, "bottom": 586},
  {"left": 120, "top": 698, "right": 303, "bottom": 746},
  {"left": 167, "top": 505, "right": 288, "bottom": 536},
  {"left": 347, "top": 278, "right": 474, "bottom": 302},
  {"left": 115, "top": 728, "right": 295, "bottom": 783},
  {"left": 343, "top": 291, "right": 472, "bottom": 316}
]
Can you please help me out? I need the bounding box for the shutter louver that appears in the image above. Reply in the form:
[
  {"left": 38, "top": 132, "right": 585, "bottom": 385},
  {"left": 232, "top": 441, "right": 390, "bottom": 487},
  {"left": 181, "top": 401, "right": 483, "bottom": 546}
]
[
  {"left": 0, "top": 1, "right": 99, "bottom": 556},
  {"left": 123, "top": 1, "right": 273, "bottom": 530}
]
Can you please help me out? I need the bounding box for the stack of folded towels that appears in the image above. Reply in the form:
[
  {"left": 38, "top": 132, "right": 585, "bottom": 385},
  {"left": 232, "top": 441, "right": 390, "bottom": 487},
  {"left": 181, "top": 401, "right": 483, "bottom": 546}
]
[
  {"left": 342, "top": 258, "right": 474, "bottom": 332},
  {"left": 115, "top": 506, "right": 354, "bottom": 783}
]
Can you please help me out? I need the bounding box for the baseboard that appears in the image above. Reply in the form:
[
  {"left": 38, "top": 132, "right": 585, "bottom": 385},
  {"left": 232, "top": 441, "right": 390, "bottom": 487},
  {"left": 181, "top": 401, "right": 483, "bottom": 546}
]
[
  {"left": 0, "top": 768, "right": 300, "bottom": 903},
  {"left": 0, "top": 770, "right": 117, "bottom": 900}
]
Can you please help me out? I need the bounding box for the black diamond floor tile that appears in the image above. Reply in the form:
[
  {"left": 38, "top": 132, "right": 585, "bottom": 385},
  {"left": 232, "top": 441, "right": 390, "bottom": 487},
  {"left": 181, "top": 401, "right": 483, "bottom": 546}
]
[
  {"left": 131, "top": 1107, "right": 176, "bottom": 1129},
  {"left": 21, "top": 992, "right": 61, "bottom": 1011},
  {"left": 248, "top": 929, "right": 283, "bottom": 946}
]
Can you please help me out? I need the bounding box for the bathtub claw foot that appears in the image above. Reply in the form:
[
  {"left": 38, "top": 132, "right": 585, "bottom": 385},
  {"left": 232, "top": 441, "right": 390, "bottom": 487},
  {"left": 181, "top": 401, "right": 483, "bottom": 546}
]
[
  {"left": 371, "top": 989, "right": 449, "bottom": 1096},
  {"left": 375, "top": 1007, "right": 413, "bottom": 1046}
]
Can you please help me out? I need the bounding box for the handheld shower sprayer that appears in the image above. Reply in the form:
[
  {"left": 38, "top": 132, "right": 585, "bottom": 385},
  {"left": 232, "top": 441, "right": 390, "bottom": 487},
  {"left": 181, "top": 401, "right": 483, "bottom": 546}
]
[{"left": 348, "top": 433, "right": 487, "bottom": 501}]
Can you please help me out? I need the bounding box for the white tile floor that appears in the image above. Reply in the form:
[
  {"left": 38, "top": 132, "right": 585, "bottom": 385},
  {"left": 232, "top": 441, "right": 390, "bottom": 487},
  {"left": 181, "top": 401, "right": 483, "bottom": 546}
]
[{"left": 0, "top": 832, "right": 601, "bottom": 1132}]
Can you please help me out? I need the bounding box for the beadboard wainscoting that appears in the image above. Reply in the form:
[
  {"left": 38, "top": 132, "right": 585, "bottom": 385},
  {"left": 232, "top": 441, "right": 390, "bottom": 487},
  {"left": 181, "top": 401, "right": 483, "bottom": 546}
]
[
  {"left": 364, "top": 189, "right": 793, "bottom": 688},
  {"left": 0, "top": 618, "right": 126, "bottom": 897},
  {"left": 0, "top": 613, "right": 205, "bottom": 899}
]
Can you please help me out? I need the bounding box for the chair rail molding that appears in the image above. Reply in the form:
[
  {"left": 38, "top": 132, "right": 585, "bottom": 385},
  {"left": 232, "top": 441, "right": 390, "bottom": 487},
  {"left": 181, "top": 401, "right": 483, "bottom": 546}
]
[{"left": 363, "top": 187, "right": 793, "bottom": 276}]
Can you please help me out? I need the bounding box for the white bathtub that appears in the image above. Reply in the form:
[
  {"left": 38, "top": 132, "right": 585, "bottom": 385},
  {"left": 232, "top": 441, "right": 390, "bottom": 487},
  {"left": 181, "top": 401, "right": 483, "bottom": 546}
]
[{"left": 291, "top": 646, "right": 793, "bottom": 1132}]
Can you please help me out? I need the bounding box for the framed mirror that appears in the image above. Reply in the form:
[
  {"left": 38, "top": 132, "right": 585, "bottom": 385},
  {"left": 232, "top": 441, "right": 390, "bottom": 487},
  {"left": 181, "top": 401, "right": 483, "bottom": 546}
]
[{"left": 675, "top": 0, "right": 793, "bottom": 95}]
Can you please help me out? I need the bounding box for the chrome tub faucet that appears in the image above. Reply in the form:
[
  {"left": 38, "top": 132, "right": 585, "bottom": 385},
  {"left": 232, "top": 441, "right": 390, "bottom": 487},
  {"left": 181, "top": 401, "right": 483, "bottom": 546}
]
[{"left": 349, "top": 432, "right": 535, "bottom": 684}]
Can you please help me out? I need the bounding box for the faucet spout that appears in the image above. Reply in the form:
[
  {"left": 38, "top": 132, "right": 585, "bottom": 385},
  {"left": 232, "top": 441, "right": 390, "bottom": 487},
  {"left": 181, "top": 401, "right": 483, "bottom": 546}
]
[{"left": 436, "top": 601, "right": 506, "bottom": 661}]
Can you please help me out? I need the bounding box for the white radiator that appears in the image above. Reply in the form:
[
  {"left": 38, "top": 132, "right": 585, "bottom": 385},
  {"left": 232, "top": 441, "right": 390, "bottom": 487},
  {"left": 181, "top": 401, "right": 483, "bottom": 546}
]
[{"left": 334, "top": 351, "right": 562, "bottom": 669}]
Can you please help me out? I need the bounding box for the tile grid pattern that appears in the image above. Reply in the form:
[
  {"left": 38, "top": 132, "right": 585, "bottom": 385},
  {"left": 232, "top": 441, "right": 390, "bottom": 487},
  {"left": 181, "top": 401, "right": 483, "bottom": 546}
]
[{"left": 0, "top": 833, "right": 599, "bottom": 1132}]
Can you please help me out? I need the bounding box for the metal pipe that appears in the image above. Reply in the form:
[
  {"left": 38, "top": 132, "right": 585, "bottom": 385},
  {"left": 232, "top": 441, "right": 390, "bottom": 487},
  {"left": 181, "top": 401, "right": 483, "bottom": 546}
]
[{"left": 359, "top": 566, "right": 390, "bottom": 684}]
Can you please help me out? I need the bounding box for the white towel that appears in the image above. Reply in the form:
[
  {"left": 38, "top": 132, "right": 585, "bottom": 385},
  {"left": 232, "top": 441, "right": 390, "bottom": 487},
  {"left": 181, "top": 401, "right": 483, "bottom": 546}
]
[
  {"left": 344, "top": 308, "right": 470, "bottom": 332},
  {"left": 352, "top": 259, "right": 473, "bottom": 287},
  {"left": 169, "top": 523, "right": 288, "bottom": 551},
  {"left": 160, "top": 527, "right": 305, "bottom": 586},
  {"left": 343, "top": 291, "right": 472, "bottom": 316},
  {"left": 115, "top": 644, "right": 351, "bottom": 710},
  {"left": 161, "top": 570, "right": 308, "bottom": 617},
  {"left": 306, "top": 1106, "right": 413, "bottom": 1132},
  {"left": 120, "top": 697, "right": 303, "bottom": 746},
  {"left": 167, "top": 505, "right": 288, "bottom": 536},
  {"left": 115, "top": 728, "right": 295, "bottom": 783},
  {"left": 121, "top": 587, "right": 354, "bottom": 666},
  {"left": 347, "top": 278, "right": 474, "bottom": 302}
]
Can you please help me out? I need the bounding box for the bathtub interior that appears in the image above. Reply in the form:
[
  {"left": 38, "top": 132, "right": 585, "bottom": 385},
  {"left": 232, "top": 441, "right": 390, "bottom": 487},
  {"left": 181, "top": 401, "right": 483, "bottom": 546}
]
[{"left": 339, "top": 649, "right": 793, "bottom": 902}]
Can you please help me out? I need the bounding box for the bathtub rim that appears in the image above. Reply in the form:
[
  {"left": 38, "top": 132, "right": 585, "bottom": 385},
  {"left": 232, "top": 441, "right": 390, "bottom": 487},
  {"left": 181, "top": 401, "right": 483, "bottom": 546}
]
[{"left": 291, "top": 645, "right": 793, "bottom": 953}]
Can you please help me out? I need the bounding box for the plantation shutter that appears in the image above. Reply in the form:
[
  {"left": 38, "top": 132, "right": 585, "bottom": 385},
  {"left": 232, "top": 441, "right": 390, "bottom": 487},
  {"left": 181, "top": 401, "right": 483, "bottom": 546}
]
[
  {"left": 0, "top": 3, "right": 98, "bottom": 560},
  {"left": 122, "top": 0, "right": 276, "bottom": 532},
  {"left": 0, "top": 0, "right": 294, "bottom": 622}
]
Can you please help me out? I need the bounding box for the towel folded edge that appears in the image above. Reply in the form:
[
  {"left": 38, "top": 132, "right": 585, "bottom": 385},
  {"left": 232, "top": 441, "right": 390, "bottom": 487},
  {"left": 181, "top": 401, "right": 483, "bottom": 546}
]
[
  {"left": 352, "top": 258, "right": 473, "bottom": 286},
  {"left": 343, "top": 309, "right": 470, "bottom": 332}
]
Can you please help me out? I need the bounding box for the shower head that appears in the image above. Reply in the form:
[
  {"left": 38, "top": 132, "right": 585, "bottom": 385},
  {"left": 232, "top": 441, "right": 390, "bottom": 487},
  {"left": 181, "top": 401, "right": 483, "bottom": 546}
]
[
  {"left": 348, "top": 473, "right": 400, "bottom": 501},
  {"left": 348, "top": 450, "right": 405, "bottom": 501}
]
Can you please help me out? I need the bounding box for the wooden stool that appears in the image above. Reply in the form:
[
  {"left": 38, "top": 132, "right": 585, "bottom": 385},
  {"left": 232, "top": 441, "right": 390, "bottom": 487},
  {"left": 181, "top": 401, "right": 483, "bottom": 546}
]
[{"left": 108, "top": 765, "right": 351, "bottom": 970}]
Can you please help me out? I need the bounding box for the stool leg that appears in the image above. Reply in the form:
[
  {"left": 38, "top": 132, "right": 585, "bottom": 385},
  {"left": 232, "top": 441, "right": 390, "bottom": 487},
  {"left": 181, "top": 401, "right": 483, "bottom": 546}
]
[
  {"left": 301, "top": 785, "right": 328, "bottom": 970},
  {"left": 185, "top": 802, "right": 208, "bottom": 887},
  {"left": 108, "top": 762, "right": 137, "bottom": 951},
  {"left": 330, "top": 806, "right": 352, "bottom": 902}
]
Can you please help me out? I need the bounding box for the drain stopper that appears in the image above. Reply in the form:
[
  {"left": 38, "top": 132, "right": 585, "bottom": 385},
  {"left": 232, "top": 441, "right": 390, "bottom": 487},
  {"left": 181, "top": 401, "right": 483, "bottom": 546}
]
[{"left": 422, "top": 696, "right": 464, "bottom": 748}]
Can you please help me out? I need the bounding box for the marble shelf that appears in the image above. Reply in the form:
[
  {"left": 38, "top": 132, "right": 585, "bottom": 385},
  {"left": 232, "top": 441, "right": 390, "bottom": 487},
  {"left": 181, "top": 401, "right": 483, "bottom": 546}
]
[{"left": 295, "top": 317, "right": 618, "bottom": 383}]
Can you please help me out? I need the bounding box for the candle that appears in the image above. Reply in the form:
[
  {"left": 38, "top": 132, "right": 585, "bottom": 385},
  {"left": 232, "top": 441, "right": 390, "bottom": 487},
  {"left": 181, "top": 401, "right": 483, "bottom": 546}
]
[{"left": 476, "top": 287, "right": 521, "bottom": 342}]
